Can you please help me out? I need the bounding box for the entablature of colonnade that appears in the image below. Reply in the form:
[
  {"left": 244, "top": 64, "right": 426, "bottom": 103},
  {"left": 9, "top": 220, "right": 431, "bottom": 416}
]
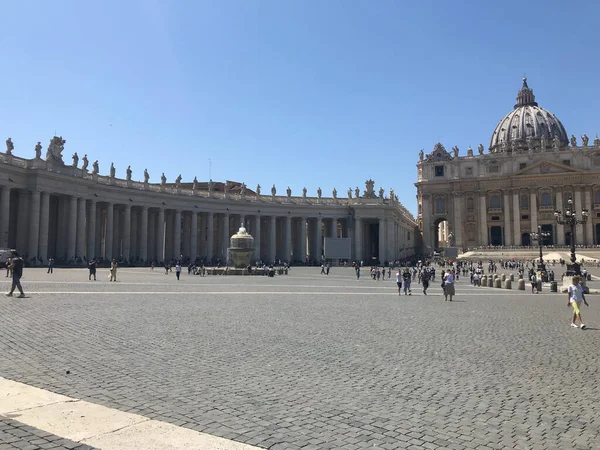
[{"left": 0, "top": 142, "right": 417, "bottom": 224}]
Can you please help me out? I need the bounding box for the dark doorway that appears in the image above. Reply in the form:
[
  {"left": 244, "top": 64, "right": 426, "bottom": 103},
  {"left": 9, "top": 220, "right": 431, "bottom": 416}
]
[
  {"left": 540, "top": 224, "right": 554, "bottom": 245},
  {"left": 490, "top": 226, "right": 503, "bottom": 246},
  {"left": 596, "top": 224, "right": 600, "bottom": 245},
  {"left": 521, "top": 233, "right": 531, "bottom": 246}
]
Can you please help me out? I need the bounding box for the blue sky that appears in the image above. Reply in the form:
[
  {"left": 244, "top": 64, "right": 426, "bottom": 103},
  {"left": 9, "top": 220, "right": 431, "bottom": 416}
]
[{"left": 2, "top": 1, "right": 599, "bottom": 215}]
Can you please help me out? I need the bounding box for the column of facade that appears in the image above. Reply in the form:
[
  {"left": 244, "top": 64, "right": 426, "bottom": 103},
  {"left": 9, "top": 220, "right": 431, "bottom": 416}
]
[
  {"left": 76, "top": 197, "right": 86, "bottom": 258},
  {"left": 95, "top": 205, "right": 103, "bottom": 258},
  {"left": 206, "top": 212, "right": 214, "bottom": 261},
  {"left": 316, "top": 217, "right": 323, "bottom": 262},
  {"left": 28, "top": 191, "right": 41, "bottom": 261},
  {"left": 148, "top": 210, "right": 156, "bottom": 261},
  {"left": 182, "top": 212, "right": 191, "bottom": 259},
  {"left": 190, "top": 212, "right": 198, "bottom": 262},
  {"left": 122, "top": 205, "right": 131, "bottom": 260},
  {"left": 574, "top": 188, "right": 584, "bottom": 245},
  {"left": 268, "top": 216, "right": 276, "bottom": 263},
  {"left": 479, "top": 193, "right": 488, "bottom": 246},
  {"left": 87, "top": 200, "right": 96, "bottom": 260},
  {"left": 38, "top": 192, "right": 50, "bottom": 262},
  {"left": 222, "top": 213, "right": 229, "bottom": 259},
  {"left": 378, "top": 218, "right": 386, "bottom": 263},
  {"left": 284, "top": 215, "right": 292, "bottom": 262},
  {"left": 66, "top": 196, "right": 77, "bottom": 260},
  {"left": 105, "top": 203, "right": 114, "bottom": 260},
  {"left": 16, "top": 191, "right": 30, "bottom": 253},
  {"left": 452, "top": 193, "right": 462, "bottom": 248},
  {"left": 555, "top": 190, "right": 565, "bottom": 245},
  {"left": 156, "top": 208, "right": 165, "bottom": 262},
  {"left": 530, "top": 191, "right": 538, "bottom": 242},
  {"left": 421, "top": 195, "right": 432, "bottom": 250},
  {"left": 512, "top": 190, "right": 521, "bottom": 246},
  {"left": 113, "top": 207, "right": 122, "bottom": 259},
  {"left": 355, "top": 217, "right": 363, "bottom": 262},
  {"left": 0, "top": 186, "right": 10, "bottom": 248},
  {"left": 299, "top": 217, "right": 307, "bottom": 264},
  {"left": 139, "top": 207, "right": 148, "bottom": 262},
  {"left": 251, "top": 215, "right": 260, "bottom": 261},
  {"left": 584, "top": 187, "right": 594, "bottom": 245},
  {"left": 503, "top": 190, "right": 512, "bottom": 246}
]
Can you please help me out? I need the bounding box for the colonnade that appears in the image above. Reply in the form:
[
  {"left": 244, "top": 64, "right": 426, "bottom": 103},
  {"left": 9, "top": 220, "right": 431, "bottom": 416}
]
[{"left": 1, "top": 186, "right": 380, "bottom": 264}]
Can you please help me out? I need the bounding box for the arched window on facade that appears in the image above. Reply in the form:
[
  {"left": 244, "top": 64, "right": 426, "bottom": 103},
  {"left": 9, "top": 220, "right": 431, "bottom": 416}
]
[
  {"left": 489, "top": 195, "right": 501, "bottom": 209},
  {"left": 435, "top": 198, "right": 446, "bottom": 214},
  {"left": 521, "top": 195, "right": 529, "bottom": 209},
  {"left": 595, "top": 190, "right": 600, "bottom": 206},
  {"left": 466, "top": 197, "right": 474, "bottom": 212},
  {"left": 540, "top": 192, "right": 552, "bottom": 207}
]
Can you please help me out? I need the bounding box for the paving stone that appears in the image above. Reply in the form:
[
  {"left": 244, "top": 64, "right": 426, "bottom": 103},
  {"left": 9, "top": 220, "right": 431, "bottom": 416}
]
[{"left": 1, "top": 267, "right": 600, "bottom": 449}]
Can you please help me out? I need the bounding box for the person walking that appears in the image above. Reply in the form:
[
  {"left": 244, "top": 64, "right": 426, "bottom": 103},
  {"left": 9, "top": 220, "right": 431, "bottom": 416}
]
[
  {"left": 402, "top": 268, "right": 412, "bottom": 295},
  {"left": 88, "top": 259, "right": 97, "bottom": 281},
  {"left": 530, "top": 272, "right": 537, "bottom": 294},
  {"left": 422, "top": 269, "right": 430, "bottom": 295},
  {"left": 109, "top": 259, "right": 118, "bottom": 281},
  {"left": 47, "top": 258, "right": 54, "bottom": 274},
  {"left": 175, "top": 263, "right": 182, "bottom": 281},
  {"left": 444, "top": 270, "right": 455, "bottom": 301},
  {"left": 567, "top": 276, "right": 589, "bottom": 329},
  {"left": 396, "top": 269, "right": 403, "bottom": 296},
  {"left": 5, "top": 251, "right": 25, "bottom": 298},
  {"left": 355, "top": 266, "right": 360, "bottom": 280}
]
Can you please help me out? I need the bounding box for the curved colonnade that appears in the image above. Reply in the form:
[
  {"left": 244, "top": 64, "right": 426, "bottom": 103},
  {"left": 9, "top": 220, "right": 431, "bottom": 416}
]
[{"left": 0, "top": 150, "right": 417, "bottom": 265}]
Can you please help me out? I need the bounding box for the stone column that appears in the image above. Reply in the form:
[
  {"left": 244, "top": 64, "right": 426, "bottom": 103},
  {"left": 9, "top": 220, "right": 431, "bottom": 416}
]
[
  {"left": 190, "top": 212, "right": 198, "bottom": 262},
  {"left": 0, "top": 186, "right": 10, "bottom": 248},
  {"left": 66, "top": 196, "right": 77, "bottom": 260},
  {"left": 130, "top": 210, "right": 138, "bottom": 260},
  {"left": 316, "top": 216, "right": 323, "bottom": 262},
  {"left": 284, "top": 215, "right": 292, "bottom": 262},
  {"left": 122, "top": 205, "right": 131, "bottom": 260},
  {"left": 253, "top": 215, "right": 261, "bottom": 261},
  {"left": 206, "top": 212, "right": 214, "bottom": 261},
  {"left": 512, "top": 190, "right": 521, "bottom": 246},
  {"left": 173, "top": 209, "right": 181, "bottom": 259},
  {"left": 139, "top": 207, "right": 148, "bottom": 262},
  {"left": 39, "top": 192, "right": 50, "bottom": 262},
  {"left": 378, "top": 217, "right": 386, "bottom": 263},
  {"left": 76, "top": 197, "right": 86, "bottom": 259},
  {"left": 300, "top": 217, "right": 307, "bottom": 264},
  {"left": 453, "top": 193, "right": 462, "bottom": 248},
  {"left": 112, "top": 207, "right": 121, "bottom": 259},
  {"left": 355, "top": 217, "right": 363, "bottom": 262},
  {"left": 269, "top": 216, "right": 277, "bottom": 263},
  {"left": 222, "top": 213, "right": 229, "bottom": 259},
  {"left": 16, "top": 191, "right": 30, "bottom": 253},
  {"left": 556, "top": 190, "right": 565, "bottom": 245},
  {"left": 87, "top": 200, "right": 96, "bottom": 260},
  {"left": 105, "top": 203, "right": 114, "bottom": 260},
  {"left": 584, "top": 188, "right": 593, "bottom": 245},
  {"left": 156, "top": 208, "right": 165, "bottom": 262},
  {"left": 421, "top": 195, "right": 431, "bottom": 251},
  {"left": 28, "top": 191, "right": 41, "bottom": 261},
  {"left": 182, "top": 213, "right": 191, "bottom": 258},
  {"left": 503, "top": 190, "right": 512, "bottom": 246},
  {"left": 530, "top": 191, "right": 538, "bottom": 240},
  {"left": 479, "top": 193, "right": 487, "bottom": 246},
  {"left": 574, "top": 188, "right": 584, "bottom": 245}
]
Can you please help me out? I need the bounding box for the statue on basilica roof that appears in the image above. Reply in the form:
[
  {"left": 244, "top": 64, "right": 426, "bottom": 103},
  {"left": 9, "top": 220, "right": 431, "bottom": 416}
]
[
  {"left": 582, "top": 134, "right": 589, "bottom": 148},
  {"left": 5, "top": 137, "right": 14, "bottom": 155},
  {"left": 594, "top": 135, "right": 600, "bottom": 148},
  {"left": 419, "top": 149, "right": 424, "bottom": 161},
  {"left": 81, "top": 154, "right": 88, "bottom": 171},
  {"left": 570, "top": 135, "right": 577, "bottom": 147},
  {"left": 144, "top": 169, "right": 150, "bottom": 183},
  {"left": 478, "top": 144, "right": 484, "bottom": 155}
]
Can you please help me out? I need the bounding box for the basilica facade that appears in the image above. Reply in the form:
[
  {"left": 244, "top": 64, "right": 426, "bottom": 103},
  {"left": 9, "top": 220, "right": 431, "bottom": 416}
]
[
  {"left": 0, "top": 139, "right": 416, "bottom": 265},
  {"left": 416, "top": 78, "right": 600, "bottom": 252}
]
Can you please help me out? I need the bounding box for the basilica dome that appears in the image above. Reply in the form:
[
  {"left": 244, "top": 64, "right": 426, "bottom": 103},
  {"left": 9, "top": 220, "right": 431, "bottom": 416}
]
[{"left": 489, "top": 78, "right": 568, "bottom": 153}]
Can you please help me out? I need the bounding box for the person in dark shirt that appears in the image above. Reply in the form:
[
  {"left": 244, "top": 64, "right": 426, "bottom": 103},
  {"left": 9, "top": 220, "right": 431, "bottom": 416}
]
[
  {"left": 6, "top": 251, "right": 25, "bottom": 298},
  {"left": 88, "top": 259, "right": 97, "bottom": 281}
]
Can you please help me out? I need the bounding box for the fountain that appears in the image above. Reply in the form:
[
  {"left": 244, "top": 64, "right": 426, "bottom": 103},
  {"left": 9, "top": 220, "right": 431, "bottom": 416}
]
[{"left": 228, "top": 224, "right": 254, "bottom": 269}]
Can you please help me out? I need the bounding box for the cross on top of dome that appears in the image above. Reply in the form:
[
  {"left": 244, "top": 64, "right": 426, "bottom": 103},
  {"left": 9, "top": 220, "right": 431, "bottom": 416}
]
[{"left": 514, "top": 77, "right": 538, "bottom": 108}]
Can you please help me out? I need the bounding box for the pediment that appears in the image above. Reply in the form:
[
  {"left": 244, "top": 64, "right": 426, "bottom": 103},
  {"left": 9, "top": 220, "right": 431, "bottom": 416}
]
[{"left": 515, "top": 160, "right": 581, "bottom": 176}]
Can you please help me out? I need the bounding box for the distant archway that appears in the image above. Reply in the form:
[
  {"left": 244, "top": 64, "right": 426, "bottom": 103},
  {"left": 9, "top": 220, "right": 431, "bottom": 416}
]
[{"left": 434, "top": 218, "right": 450, "bottom": 250}]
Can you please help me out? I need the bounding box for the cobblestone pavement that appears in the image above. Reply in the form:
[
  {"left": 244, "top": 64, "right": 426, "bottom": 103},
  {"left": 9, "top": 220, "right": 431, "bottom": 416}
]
[
  {"left": 0, "top": 416, "right": 95, "bottom": 450},
  {"left": 1, "top": 267, "right": 599, "bottom": 449}
]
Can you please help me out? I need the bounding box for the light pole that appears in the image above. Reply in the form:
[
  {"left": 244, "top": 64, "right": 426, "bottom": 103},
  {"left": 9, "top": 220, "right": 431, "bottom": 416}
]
[
  {"left": 554, "top": 197, "right": 588, "bottom": 275},
  {"left": 530, "top": 225, "right": 551, "bottom": 272}
]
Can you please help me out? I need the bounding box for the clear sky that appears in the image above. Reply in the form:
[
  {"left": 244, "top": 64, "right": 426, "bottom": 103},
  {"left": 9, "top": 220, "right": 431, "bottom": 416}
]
[{"left": 2, "top": 1, "right": 599, "bottom": 215}]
